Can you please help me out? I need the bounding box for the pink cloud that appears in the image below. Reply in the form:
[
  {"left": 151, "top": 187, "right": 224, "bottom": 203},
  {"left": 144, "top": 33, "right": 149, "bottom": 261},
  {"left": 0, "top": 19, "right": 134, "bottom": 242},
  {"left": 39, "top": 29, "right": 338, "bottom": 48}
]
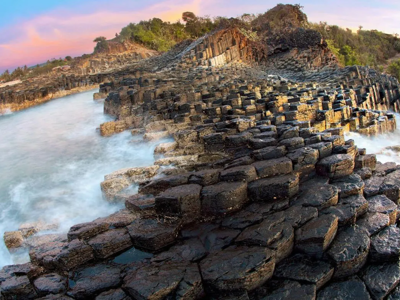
[{"left": 0, "top": 0, "right": 202, "bottom": 71}]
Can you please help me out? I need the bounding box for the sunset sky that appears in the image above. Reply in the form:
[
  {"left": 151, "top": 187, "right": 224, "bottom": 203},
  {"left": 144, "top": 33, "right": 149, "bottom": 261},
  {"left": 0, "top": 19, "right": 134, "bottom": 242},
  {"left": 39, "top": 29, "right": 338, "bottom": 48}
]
[{"left": 1, "top": 0, "right": 399, "bottom": 73}]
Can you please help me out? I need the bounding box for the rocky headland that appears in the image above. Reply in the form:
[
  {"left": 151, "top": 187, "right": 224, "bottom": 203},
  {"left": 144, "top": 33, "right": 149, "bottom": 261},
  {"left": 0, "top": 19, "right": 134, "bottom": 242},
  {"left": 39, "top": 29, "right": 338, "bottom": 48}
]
[{"left": 2, "top": 6, "right": 400, "bottom": 300}]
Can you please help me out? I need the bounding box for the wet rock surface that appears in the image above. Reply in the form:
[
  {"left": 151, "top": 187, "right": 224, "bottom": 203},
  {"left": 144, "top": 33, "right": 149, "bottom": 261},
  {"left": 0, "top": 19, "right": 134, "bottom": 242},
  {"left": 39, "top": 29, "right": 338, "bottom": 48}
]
[{"left": 3, "top": 19, "right": 400, "bottom": 300}]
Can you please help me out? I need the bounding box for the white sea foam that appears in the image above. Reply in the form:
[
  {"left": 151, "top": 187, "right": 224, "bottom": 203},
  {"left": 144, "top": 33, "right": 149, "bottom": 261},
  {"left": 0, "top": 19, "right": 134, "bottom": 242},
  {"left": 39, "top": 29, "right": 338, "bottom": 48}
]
[{"left": 0, "top": 90, "right": 172, "bottom": 267}]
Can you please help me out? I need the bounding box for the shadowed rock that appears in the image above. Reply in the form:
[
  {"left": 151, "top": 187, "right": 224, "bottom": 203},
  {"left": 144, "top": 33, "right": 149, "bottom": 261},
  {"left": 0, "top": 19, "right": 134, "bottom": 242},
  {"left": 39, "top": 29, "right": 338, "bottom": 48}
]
[
  {"left": 362, "top": 262, "right": 400, "bottom": 300},
  {"left": 189, "top": 169, "right": 221, "bottom": 186},
  {"left": 330, "top": 174, "right": 365, "bottom": 198},
  {"left": 327, "top": 226, "right": 370, "bottom": 278},
  {"left": 155, "top": 184, "right": 202, "bottom": 222},
  {"left": 220, "top": 165, "right": 257, "bottom": 182},
  {"left": 33, "top": 273, "right": 67, "bottom": 296},
  {"left": 201, "top": 181, "right": 248, "bottom": 215},
  {"left": 95, "top": 288, "right": 130, "bottom": 300},
  {"left": 67, "top": 264, "right": 121, "bottom": 299},
  {"left": 248, "top": 174, "right": 299, "bottom": 202},
  {"left": 252, "top": 157, "right": 293, "bottom": 178},
  {"left": 1, "top": 275, "right": 38, "bottom": 299},
  {"left": 88, "top": 228, "right": 133, "bottom": 259},
  {"left": 369, "top": 226, "right": 400, "bottom": 263},
  {"left": 127, "top": 218, "right": 181, "bottom": 252},
  {"left": 316, "top": 154, "right": 354, "bottom": 179},
  {"left": 295, "top": 214, "right": 338, "bottom": 257},
  {"left": 251, "top": 280, "right": 316, "bottom": 300},
  {"left": 317, "top": 277, "right": 371, "bottom": 300},
  {"left": 274, "top": 254, "right": 334, "bottom": 290},
  {"left": 200, "top": 246, "right": 275, "bottom": 293},
  {"left": 357, "top": 212, "right": 391, "bottom": 236},
  {"left": 123, "top": 261, "right": 203, "bottom": 299}
]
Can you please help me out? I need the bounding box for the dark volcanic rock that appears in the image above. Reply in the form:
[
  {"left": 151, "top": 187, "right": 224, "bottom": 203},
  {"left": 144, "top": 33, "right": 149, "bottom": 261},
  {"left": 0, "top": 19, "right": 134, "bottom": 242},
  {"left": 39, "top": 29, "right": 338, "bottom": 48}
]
[
  {"left": 53, "top": 239, "right": 94, "bottom": 271},
  {"left": 252, "top": 157, "right": 293, "bottom": 178},
  {"left": 188, "top": 169, "right": 221, "bottom": 186},
  {"left": 200, "top": 246, "right": 275, "bottom": 293},
  {"left": 139, "top": 173, "right": 190, "bottom": 195},
  {"left": 201, "top": 181, "right": 248, "bottom": 215},
  {"left": 95, "top": 288, "right": 130, "bottom": 300},
  {"left": 367, "top": 194, "right": 397, "bottom": 224},
  {"left": 67, "top": 264, "right": 121, "bottom": 299},
  {"left": 253, "top": 280, "right": 316, "bottom": 300},
  {"left": 363, "top": 176, "right": 385, "bottom": 197},
  {"left": 248, "top": 174, "right": 299, "bottom": 202},
  {"left": 295, "top": 214, "right": 338, "bottom": 257},
  {"left": 369, "top": 226, "right": 400, "bottom": 262},
  {"left": 152, "top": 238, "right": 207, "bottom": 262},
  {"left": 330, "top": 174, "right": 365, "bottom": 198},
  {"left": 252, "top": 146, "right": 287, "bottom": 161},
  {"left": 321, "top": 194, "right": 368, "bottom": 225},
  {"left": 123, "top": 262, "right": 203, "bottom": 300},
  {"left": 33, "top": 273, "right": 67, "bottom": 296},
  {"left": 127, "top": 218, "right": 181, "bottom": 252},
  {"left": 88, "top": 228, "right": 133, "bottom": 259},
  {"left": 317, "top": 276, "right": 371, "bottom": 300},
  {"left": 1, "top": 275, "right": 38, "bottom": 299},
  {"left": 155, "top": 184, "right": 202, "bottom": 222},
  {"left": 327, "top": 226, "right": 370, "bottom": 278},
  {"left": 357, "top": 212, "right": 390, "bottom": 236},
  {"left": 201, "top": 228, "right": 241, "bottom": 252},
  {"left": 379, "top": 169, "right": 400, "bottom": 203},
  {"left": 294, "top": 183, "right": 338, "bottom": 209},
  {"left": 284, "top": 205, "right": 318, "bottom": 229},
  {"left": 362, "top": 262, "right": 400, "bottom": 300},
  {"left": 68, "top": 221, "right": 109, "bottom": 241},
  {"left": 274, "top": 254, "right": 334, "bottom": 290},
  {"left": 220, "top": 165, "right": 257, "bottom": 182},
  {"left": 316, "top": 154, "right": 354, "bottom": 179}
]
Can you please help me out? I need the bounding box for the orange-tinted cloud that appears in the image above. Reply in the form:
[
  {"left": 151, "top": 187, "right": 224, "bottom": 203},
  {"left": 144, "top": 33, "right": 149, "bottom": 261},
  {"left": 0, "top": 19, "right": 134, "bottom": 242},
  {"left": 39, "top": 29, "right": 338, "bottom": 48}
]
[{"left": 0, "top": 0, "right": 202, "bottom": 71}]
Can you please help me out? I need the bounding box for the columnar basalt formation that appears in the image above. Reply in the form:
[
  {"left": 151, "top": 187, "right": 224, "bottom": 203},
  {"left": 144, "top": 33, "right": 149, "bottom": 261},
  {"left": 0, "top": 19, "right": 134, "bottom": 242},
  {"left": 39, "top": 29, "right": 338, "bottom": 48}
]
[{"left": 2, "top": 26, "right": 400, "bottom": 299}]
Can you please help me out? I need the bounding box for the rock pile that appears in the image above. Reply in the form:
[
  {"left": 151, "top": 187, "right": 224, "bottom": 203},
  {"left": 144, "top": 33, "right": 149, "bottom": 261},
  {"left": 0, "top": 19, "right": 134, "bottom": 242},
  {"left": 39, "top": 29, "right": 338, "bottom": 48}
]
[{"left": 2, "top": 27, "right": 400, "bottom": 300}]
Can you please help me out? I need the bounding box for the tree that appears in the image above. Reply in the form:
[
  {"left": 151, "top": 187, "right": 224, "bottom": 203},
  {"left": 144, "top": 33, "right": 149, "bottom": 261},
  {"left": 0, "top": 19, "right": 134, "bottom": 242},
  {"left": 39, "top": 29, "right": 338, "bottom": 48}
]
[
  {"left": 65, "top": 56, "right": 72, "bottom": 61},
  {"left": 93, "top": 36, "right": 109, "bottom": 53},
  {"left": 182, "top": 12, "right": 196, "bottom": 22}
]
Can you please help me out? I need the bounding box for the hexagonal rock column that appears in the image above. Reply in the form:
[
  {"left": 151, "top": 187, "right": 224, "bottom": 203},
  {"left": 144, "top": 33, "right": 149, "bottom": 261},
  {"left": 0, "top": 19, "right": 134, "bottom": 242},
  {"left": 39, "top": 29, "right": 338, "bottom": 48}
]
[
  {"left": 317, "top": 277, "right": 371, "bottom": 300},
  {"left": 316, "top": 154, "right": 355, "bottom": 179},
  {"left": 200, "top": 246, "right": 275, "bottom": 294},
  {"left": 295, "top": 214, "right": 338, "bottom": 257},
  {"left": 123, "top": 262, "right": 203, "bottom": 299},
  {"left": 201, "top": 181, "right": 248, "bottom": 215},
  {"left": 248, "top": 173, "right": 299, "bottom": 202},
  {"left": 327, "top": 226, "right": 370, "bottom": 278},
  {"left": 294, "top": 183, "right": 339, "bottom": 209},
  {"left": 87, "top": 228, "right": 133, "bottom": 259},
  {"left": 367, "top": 195, "right": 398, "bottom": 225},
  {"left": 274, "top": 254, "right": 334, "bottom": 290},
  {"left": 67, "top": 264, "right": 121, "bottom": 299},
  {"left": 252, "top": 157, "right": 293, "bottom": 178},
  {"left": 362, "top": 262, "right": 400, "bottom": 300},
  {"left": 127, "top": 218, "right": 181, "bottom": 252},
  {"left": 369, "top": 226, "right": 400, "bottom": 263},
  {"left": 155, "top": 184, "right": 202, "bottom": 223}
]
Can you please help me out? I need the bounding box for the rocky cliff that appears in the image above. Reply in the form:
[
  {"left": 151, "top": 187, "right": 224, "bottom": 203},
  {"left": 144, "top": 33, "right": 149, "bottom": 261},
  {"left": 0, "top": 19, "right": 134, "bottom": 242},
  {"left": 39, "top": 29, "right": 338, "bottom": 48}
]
[{"left": 3, "top": 20, "right": 400, "bottom": 300}]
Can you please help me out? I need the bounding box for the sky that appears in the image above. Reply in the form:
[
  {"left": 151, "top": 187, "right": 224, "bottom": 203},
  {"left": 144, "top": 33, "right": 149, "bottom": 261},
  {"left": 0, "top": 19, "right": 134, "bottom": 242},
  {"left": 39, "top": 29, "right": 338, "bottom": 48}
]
[{"left": 0, "top": 0, "right": 399, "bottom": 73}]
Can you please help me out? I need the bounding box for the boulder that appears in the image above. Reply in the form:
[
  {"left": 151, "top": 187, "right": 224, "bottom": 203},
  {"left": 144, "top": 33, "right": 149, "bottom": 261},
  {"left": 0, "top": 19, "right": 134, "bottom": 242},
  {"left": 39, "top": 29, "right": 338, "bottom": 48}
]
[
  {"left": 327, "top": 226, "right": 370, "bottom": 278},
  {"left": 200, "top": 246, "right": 275, "bottom": 293},
  {"left": 127, "top": 218, "right": 181, "bottom": 252},
  {"left": 274, "top": 254, "right": 334, "bottom": 290},
  {"left": 248, "top": 174, "right": 299, "bottom": 202},
  {"left": 88, "top": 228, "right": 133, "bottom": 259},
  {"left": 67, "top": 264, "right": 121, "bottom": 299},
  {"left": 295, "top": 214, "right": 338, "bottom": 257},
  {"left": 201, "top": 181, "right": 248, "bottom": 215},
  {"left": 33, "top": 273, "right": 67, "bottom": 296},
  {"left": 123, "top": 262, "right": 203, "bottom": 299},
  {"left": 316, "top": 154, "right": 354, "bottom": 179},
  {"left": 369, "top": 226, "right": 400, "bottom": 263},
  {"left": 220, "top": 165, "right": 257, "bottom": 182},
  {"left": 252, "top": 157, "right": 293, "bottom": 178},
  {"left": 362, "top": 262, "right": 400, "bottom": 300},
  {"left": 155, "top": 184, "right": 202, "bottom": 222},
  {"left": 317, "top": 277, "right": 371, "bottom": 300},
  {"left": 4, "top": 231, "right": 24, "bottom": 249}
]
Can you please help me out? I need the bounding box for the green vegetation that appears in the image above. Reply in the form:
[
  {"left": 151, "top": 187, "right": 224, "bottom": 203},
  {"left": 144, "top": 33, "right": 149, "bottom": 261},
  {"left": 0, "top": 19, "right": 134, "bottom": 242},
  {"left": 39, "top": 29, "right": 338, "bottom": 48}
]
[
  {"left": 0, "top": 58, "right": 69, "bottom": 83},
  {"left": 310, "top": 23, "right": 400, "bottom": 69},
  {"left": 115, "top": 14, "right": 218, "bottom": 53},
  {"left": 2, "top": 5, "right": 400, "bottom": 83},
  {"left": 388, "top": 59, "right": 400, "bottom": 80}
]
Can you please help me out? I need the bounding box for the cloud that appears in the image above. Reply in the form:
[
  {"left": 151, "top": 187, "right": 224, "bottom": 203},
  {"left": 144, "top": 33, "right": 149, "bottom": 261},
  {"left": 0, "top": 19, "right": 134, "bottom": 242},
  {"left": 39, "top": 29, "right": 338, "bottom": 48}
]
[{"left": 0, "top": 0, "right": 201, "bottom": 72}]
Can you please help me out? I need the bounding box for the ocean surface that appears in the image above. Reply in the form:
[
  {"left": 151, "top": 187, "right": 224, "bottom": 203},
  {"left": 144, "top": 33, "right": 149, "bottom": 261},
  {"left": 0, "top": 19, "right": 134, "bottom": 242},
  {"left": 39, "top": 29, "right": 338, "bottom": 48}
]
[{"left": 0, "top": 90, "right": 169, "bottom": 267}]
